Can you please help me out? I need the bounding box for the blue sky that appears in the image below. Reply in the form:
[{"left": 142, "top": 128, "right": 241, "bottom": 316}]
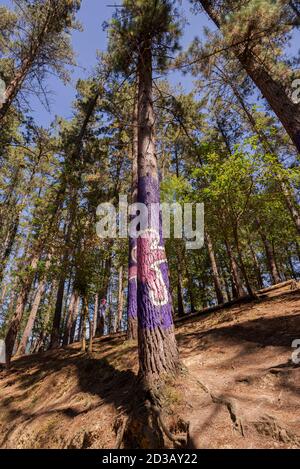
[
  {"left": 1, "top": 0, "right": 210, "bottom": 126},
  {"left": 1, "top": 0, "right": 299, "bottom": 127}
]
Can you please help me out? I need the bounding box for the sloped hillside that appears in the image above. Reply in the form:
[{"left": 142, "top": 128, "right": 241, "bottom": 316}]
[{"left": 0, "top": 284, "right": 299, "bottom": 449}]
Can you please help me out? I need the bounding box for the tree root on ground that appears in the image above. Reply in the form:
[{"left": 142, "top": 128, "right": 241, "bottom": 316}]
[
  {"left": 113, "top": 377, "right": 189, "bottom": 449},
  {"left": 196, "top": 378, "right": 245, "bottom": 436}
]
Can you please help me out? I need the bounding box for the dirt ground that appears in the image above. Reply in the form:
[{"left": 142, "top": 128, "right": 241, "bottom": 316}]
[{"left": 0, "top": 284, "right": 299, "bottom": 449}]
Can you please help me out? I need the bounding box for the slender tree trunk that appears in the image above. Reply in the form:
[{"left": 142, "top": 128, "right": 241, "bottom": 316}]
[
  {"left": 5, "top": 253, "right": 39, "bottom": 367},
  {"left": 88, "top": 314, "right": 93, "bottom": 354},
  {"left": 205, "top": 230, "right": 226, "bottom": 304},
  {"left": 137, "top": 44, "right": 179, "bottom": 380},
  {"left": 16, "top": 276, "right": 47, "bottom": 356},
  {"left": 232, "top": 225, "right": 255, "bottom": 297},
  {"left": 224, "top": 238, "right": 245, "bottom": 298},
  {"left": 81, "top": 298, "right": 88, "bottom": 353},
  {"left": 92, "top": 293, "right": 99, "bottom": 338},
  {"left": 177, "top": 270, "right": 185, "bottom": 317},
  {"left": 0, "top": 217, "right": 19, "bottom": 283},
  {"left": 63, "top": 289, "right": 79, "bottom": 346},
  {"left": 256, "top": 219, "right": 281, "bottom": 284},
  {"left": 0, "top": 284, "right": 7, "bottom": 310},
  {"left": 70, "top": 296, "right": 81, "bottom": 344},
  {"left": 127, "top": 90, "right": 139, "bottom": 340},
  {"left": 49, "top": 277, "right": 65, "bottom": 349},
  {"left": 199, "top": 0, "right": 300, "bottom": 152},
  {"left": 117, "top": 266, "right": 124, "bottom": 332},
  {"left": 248, "top": 238, "right": 264, "bottom": 289},
  {"left": 0, "top": 58, "right": 32, "bottom": 121}
]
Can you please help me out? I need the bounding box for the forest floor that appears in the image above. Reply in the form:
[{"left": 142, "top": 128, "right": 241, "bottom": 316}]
[{"left": 0, "top": 283, "right": 299, "bottom": 449}]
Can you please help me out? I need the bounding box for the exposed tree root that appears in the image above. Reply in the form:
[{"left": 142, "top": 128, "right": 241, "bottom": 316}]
[
  {"left": 195, "top": 378, "right": 245, "bottom": 436},
  {"left": 113, "top": 375, "right": 189, "bottom": 449}
]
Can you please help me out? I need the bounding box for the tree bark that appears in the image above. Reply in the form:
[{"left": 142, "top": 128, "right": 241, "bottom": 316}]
[
  {"left": 256, "top": 218, "right": 281, "bottom": 284},
  {"left": 81, "top": 298, "right": 88, "bottom": 353},
  {"left": 137, "top": 43, "right": 179, "bottom": 380},
  {"left": 127, "top": 89, "right": 139, "bottom": 340},
  {"left": 63, "top": 289, "right": 79, "bottom": 346},
  {"left": 177, "top": 269, "right": 185, "bottom": 317},
  {"left": 205, "top": 230, "right": 226, "bottom": 304},
  {"left": 232, "top": 225, "right": 255, "bottom": 297},
  {"left": 117, "top": 265, "right": 124, "bottom": 332},
  {"left": 92, "top": 293, "right": 99, "bottom": 338},
  {"left": 16, "top": 275, "right": 47, "bottom": 356},
  {"left": 5, "top": 253, "right": 39, "bottom": 367},
  {"left": 224, "top": 238, "right": 245, "bottom": 298},
  {"left": 248, "top": 238, "right": 264, "bottom": 289},
  {"left": 49, "top": 277, "right": 65, "bottom": 349}
]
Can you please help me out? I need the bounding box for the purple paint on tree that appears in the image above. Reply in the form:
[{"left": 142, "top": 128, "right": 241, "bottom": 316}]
[
  {"left": 127, "top": 235, "right": 137, "bottom": 320},
  {"left": 137, "top": 175, "right": 174, "bottom": 331}
]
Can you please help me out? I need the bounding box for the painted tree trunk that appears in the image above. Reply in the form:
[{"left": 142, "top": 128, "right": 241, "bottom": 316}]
[
  {"left": 5, "top": 253, "right": 39, "bottom": 367},
  {"left": 205, "top": 230, "right": 226, "bottom": 304},
  {"left": 127, "top": 90, "right": 139, "bottom": 340},
  {"left": 16, "top": 276, "right": 47, "bottom": 356},
  {"left": 199, "top": 0, "right": 300, "bottom": 153},
  {"left": 137, "top": 45, "right": 179, "bottom": 380}
]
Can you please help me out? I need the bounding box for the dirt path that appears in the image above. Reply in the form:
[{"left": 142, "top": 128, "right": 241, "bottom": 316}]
[{"left": 0, "top": 285, "right": 299, "bottom": 448}]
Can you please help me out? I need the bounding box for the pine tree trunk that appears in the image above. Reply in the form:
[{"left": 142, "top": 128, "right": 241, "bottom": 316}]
[
  {"left": 81, "top": 298, "right": 87, "bottom": 353},
  {"left": 232, "top": 225, "right": 255, "bottom": 297},
  {"left": 63, "top": 289, "right": 79, "bottom": 346},
  {"left": 0, "top": 58, "right": 32, "bottom": 121},
  {"left": 0, "top": 217, "right": 19, "bottom": 283},
  {"left": 177, "top": 270, "right": 185, "bottom": 317},
  {"left": 127, "top": 90, "right": 139, "bottom": 340},
  {"left": 49, "top": 277, "right": 65, "bottom": 349},
  {"left": 205, "top": 230, "right": 226, "bottom": 304},
  {"left": 248, "top": 238, "right": 264, "bottom": 289},
  {"left": 199, "top": 0, "right": 300, "bottom": 152},
  {"left": 117, "top": 266, "right": 124, "bottom": 332},
  {"left": 70, "top": 296, "right": 81, "bottom": 344},
  {"left": 16, "top": 276, "right": 47, "bottom": 356},
  {"left": 224, "top": 238, "right": 245, "bottom": 298},
  {"left": 88, "top": 315, "right": 93, "bottom": 354},
  {"left": 5, "top": 253, "right": 39, "bottom": 367},
  {"left": 92, "top": 293, "right": 99, "bottom": 338},
  {"left": 137, "top": 44, "right": 179, "bottom": 380},
  {"left": 256, "top": 219, "right": 281, "bottom": 284}
]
